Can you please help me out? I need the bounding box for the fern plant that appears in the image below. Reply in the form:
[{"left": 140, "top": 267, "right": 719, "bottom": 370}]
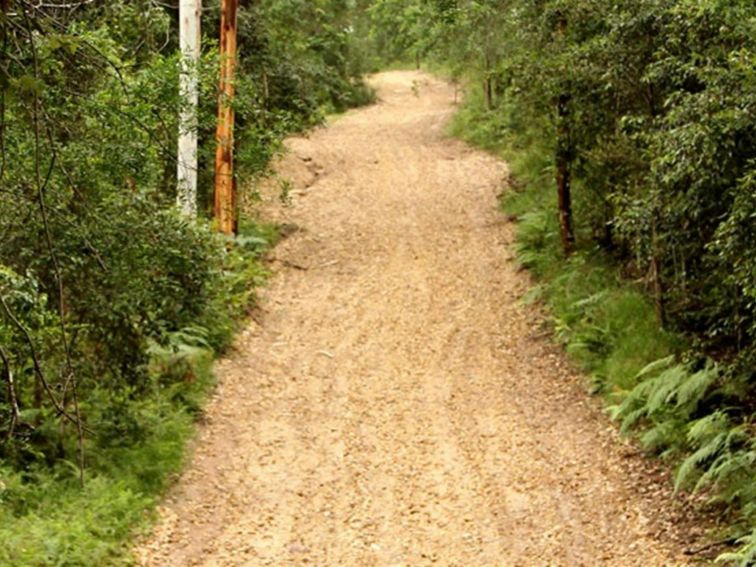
[
  {"left": 611, "top": 357, "right": 756, "bottom": 561},
  {"left": 717, "top": 529, "right": 756, "bottom": 566},
  {"left": 513, "top": 211, "right": 553, "bottom": 269},
  {"left": 611, "top": 358, "right": 718, "bottom": 440}
]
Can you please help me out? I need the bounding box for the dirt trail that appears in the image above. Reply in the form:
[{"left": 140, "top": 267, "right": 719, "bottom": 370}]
[{"left": 137, "top": 71, "right": 692, "bottom": 566}]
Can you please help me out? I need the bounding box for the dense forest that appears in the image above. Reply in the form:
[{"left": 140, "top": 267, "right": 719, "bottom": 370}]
[
  {"left": 0, "top": 1, "right": 373, "bottom": 562},
  {"left": 0, "top": 0, "right": 754, "bottom": 564}
]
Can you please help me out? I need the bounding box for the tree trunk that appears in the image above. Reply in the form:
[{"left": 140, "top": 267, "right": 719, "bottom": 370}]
[
  {"left": 555, "top": 13, "right": 574, "bottom": 256},
  {"left": 651, "top": 214, "right": 666, "bottom": 325},
  {"left": 556, "top": 91, "right": 575, "bottom": 256},
  {"left": 483, "top": 53, "right": 493, "bottom": 110},
  {"left": 177, "top": 0, "right": 201, "bottom": 217},
  {"left": 213, "top": 0, "right": 238, "bottom": 235}
]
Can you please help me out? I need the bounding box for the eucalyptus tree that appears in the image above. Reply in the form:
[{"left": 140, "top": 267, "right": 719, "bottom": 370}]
[{"left": 177, "top": 0, "right": 202, "bottom": 218}]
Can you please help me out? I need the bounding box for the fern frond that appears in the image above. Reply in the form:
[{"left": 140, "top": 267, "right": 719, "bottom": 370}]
[
  {"left": 635, "top": 355, "right": 675, "bottom": 380},
  {"left": 647, "top": 365, "right": 688, "bottom": 413},
  {"left": 574, "top": 290, "right": 608, "bottom": 308},
  {"left": 641, "top": 420, "right": 684, "bottom": 451},
  {"left": 716, "top": 528, "right": 756, "bottom": 566},
  {"left": 677, "top": 364, "right": 718, "bottom": 409},
  {"left": 675, "top": 430, "right": 727, "bottom": 491},
  {"left": 618, "top": 406, "right": 647, "bottom": 433}
]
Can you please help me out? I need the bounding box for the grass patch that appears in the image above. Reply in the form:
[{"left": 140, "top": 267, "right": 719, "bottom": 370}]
[
  {"left": 0, "top": 219, "right": 277, "bottom": 566},
  {"left": 506, "top": 190, "right": 681, "bottom": 399}
]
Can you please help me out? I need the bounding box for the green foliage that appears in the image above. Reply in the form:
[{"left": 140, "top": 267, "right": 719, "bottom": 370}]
[
  {"left": 366, "top": 0, "right": 438, "bottom": 65},
  {"left": 0, "top": 471, "right": 151, "bottom": 566},
  {"left": 0, "top": 0, "right": 372, "bottom": 563},
  {"left": 718, "top": 529, "right": 756, "bottom": 566},
  {"left": 612, "top": 358, "right": 755, "bottom": 545}
]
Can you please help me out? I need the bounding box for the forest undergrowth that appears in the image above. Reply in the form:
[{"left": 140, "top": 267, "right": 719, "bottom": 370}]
[
  {"left": 0, "top": 220, "right": 274, "bottom": 565},
  {"left": 0, "top": 2, "right": 374, "bottom": 564}
]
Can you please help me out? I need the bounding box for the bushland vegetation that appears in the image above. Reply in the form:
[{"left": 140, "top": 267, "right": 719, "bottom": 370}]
[{"left": 0, "top": 1, "right": 372, "bottom": 563}]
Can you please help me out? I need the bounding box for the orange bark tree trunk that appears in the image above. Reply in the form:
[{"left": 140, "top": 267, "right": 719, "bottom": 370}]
[{"left": 213, "top": 0, "right": 239, "bottom": 235}]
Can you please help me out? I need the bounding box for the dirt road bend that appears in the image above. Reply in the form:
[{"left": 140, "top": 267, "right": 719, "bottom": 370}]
[{"left": 137, "top": 71, "right": 690, "bottom": 566}]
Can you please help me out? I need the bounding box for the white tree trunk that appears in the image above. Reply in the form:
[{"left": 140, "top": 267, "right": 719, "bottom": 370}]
[{"left": 177, "top": 0, "right": 202, "bottom": 217}]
